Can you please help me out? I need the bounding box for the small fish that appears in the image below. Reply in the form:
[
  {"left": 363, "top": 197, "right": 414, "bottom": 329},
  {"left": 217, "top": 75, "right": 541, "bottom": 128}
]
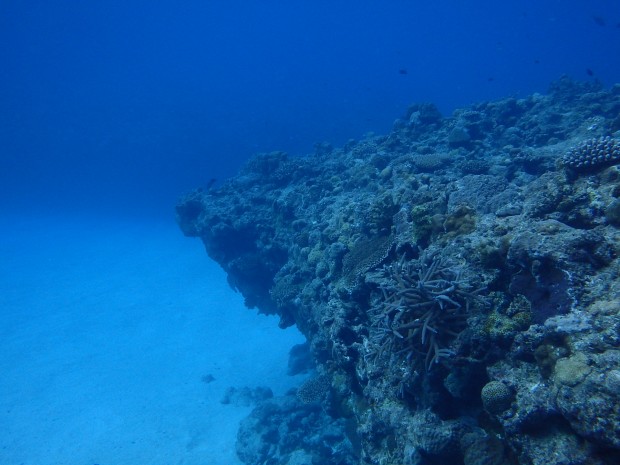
[
  {"left": 586, "top": 68, "right": 594, "bottom": 76},
  {"left": 592, "top": 16, "right": 606, "bottom": 27},
  {"left": 201, "top": 374, "right": 216, "bottom": 384},
  {"left": 398, "top": 68, "right": 408, "bottom": 75}
]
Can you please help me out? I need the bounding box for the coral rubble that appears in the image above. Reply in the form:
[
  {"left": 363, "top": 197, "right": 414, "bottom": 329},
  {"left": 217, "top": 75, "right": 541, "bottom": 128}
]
[{"left": 177, "top": 77, "right": 620, "bottom": 465}]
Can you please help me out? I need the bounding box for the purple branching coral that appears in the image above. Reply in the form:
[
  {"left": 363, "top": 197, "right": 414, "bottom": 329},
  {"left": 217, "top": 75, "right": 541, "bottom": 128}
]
[
  {"left": 563, "top": 136, "right": 620, "bottom": 172},
  {"left": 367, "top": 250, "right": 485, "bottom": 372}
]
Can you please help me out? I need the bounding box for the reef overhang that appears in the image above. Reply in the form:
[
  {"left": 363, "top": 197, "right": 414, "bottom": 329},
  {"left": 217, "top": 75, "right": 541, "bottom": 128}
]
[{"left": 177, "top": 77, "right": 620, "bottom": 465}]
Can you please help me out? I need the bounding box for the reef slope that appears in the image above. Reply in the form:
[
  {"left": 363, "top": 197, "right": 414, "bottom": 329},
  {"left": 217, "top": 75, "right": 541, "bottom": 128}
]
[{"left": 177, "top": 77, "right": 620, "bottom": 465}]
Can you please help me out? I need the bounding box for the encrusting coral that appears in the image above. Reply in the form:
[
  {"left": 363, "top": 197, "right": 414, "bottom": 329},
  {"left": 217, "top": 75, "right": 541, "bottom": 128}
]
[{"left": 296, "top": 374, "right": 331, "bottom": 404}]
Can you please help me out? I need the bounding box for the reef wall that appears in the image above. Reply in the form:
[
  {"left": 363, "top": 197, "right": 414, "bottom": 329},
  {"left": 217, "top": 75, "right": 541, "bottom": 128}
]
[{"left": 177, "top": 77, "right": 620, "bottom": 465}]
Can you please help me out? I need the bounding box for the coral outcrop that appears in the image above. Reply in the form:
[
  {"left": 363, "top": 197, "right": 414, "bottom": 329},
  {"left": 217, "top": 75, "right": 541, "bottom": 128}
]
[{"left": 177, "top": 77, "right": 620, "bottom": 465}]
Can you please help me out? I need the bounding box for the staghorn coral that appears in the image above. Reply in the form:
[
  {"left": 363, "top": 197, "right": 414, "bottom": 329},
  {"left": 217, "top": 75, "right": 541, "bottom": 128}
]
[{"left": 367, "top": 250, "right": 485, "bottom": 371}]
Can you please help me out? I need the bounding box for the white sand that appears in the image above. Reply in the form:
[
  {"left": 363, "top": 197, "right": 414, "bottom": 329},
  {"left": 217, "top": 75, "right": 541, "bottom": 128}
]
[{"left": 0, "top": 214, "right": 306, "bottom": 465}]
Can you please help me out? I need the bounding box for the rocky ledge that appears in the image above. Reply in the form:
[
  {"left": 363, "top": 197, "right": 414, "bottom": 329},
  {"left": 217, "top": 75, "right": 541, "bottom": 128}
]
[{"left": 177, "top": 77, "right": 620, "bottom": 465}]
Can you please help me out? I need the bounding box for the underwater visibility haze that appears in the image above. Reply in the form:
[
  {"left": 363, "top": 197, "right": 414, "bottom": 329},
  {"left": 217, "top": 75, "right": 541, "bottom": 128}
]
[
  {"left": 1, "top": 0, "right": 620, "bottom": 216},
  {"left": 1, "top": 1, "right": 620, "bottom": 464}
]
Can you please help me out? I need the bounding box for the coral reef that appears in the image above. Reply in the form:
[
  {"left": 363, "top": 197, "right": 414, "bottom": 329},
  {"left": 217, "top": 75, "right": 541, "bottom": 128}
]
[
  {"left": 236, "top": 394, "right": 359, "bottom": 465},
  {"left": 178, "top": 77, "right": 620, "bottom": 465}
]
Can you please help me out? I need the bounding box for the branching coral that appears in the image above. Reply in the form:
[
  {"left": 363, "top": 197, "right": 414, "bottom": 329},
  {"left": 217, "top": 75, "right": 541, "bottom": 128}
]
[
  {"left": 367, "top": 250, "right": 485, "bottom": 371},
  {"left": 563, "top": 136, "right": 620, "bottom": 172}
]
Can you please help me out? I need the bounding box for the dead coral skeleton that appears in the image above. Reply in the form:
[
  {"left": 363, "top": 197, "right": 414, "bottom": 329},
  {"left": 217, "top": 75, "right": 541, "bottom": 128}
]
[{"left": 367, "top": 249, "right": 485, "bottom": 371}]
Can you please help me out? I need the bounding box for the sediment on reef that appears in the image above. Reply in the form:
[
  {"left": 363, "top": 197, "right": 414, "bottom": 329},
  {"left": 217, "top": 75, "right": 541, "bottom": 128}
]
[{"left": 177, "top": 77, "right": 620, "bottom": 465}]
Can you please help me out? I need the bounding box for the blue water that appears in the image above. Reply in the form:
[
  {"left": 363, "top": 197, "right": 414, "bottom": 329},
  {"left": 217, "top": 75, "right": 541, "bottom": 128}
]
[
  {"left": 1, "top": 2, "right": 620, "bottom": 463},
  {"left": 0, "top": 215, "right": 304, "bottom": 463},
  {"left": 2, "top": 0, "right": 620, "bottom": 218}
]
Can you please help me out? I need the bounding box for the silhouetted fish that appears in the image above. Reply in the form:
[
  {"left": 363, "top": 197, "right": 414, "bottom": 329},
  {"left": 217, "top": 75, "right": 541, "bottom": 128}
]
[
  {"left": 201, "top": 374, "right": 216, "bottom": 384},
  {"left": 398, "top": 68, "right": 408, "bottom": 75},
  {"left": 586, "top": 68, "right": 594, "bottom": 76},
  {"left": 592, "top": 16, "right": 606, "bottom": 26}
]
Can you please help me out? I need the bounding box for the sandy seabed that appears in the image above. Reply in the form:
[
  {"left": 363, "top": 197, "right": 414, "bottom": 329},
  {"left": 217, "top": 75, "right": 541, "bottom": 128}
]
[{"left": 0, "top": 214, "right": 305, "bottom": 465}]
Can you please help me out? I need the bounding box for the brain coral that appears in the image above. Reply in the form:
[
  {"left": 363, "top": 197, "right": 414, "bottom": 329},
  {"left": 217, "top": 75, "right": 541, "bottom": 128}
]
[
  {"left": 563, "top": 136, "right": 620, "bottom": 171},
  {"left": 481, "top": 381, "right": 514, "bottom": 414}
]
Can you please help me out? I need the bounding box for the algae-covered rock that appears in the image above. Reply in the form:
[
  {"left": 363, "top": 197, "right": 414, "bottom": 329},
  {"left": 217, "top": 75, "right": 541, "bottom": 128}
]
[
  {"left": 553, "top": 350, "right": 620, "bottom": 449},
  {"left": 236, "top": 395, "right": 358, "bottom": 465},
  {"left": 553, "top": 353, "right": 591, "bottom": 387},
  {"left": 461, "top": 431, "right": 516, "bottom": 465}
]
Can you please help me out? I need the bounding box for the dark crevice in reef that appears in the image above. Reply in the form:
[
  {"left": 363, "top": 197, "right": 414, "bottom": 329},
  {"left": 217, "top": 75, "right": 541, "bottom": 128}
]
[{"left": 177, "top": 77, "right": 620, "bottom": 465}]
